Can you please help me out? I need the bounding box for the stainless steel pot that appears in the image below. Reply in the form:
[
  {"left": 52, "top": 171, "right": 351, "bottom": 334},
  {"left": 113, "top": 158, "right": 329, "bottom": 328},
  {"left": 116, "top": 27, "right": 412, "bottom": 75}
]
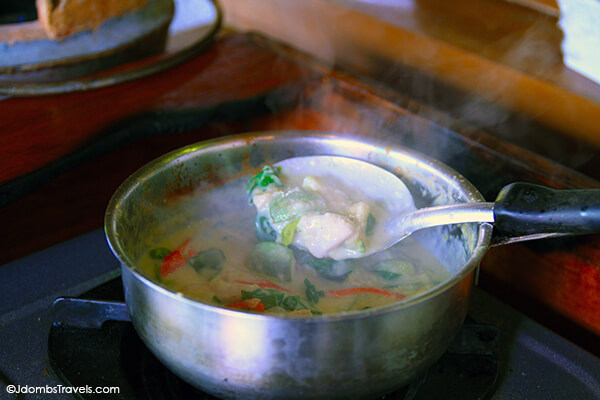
[{"left": 104, "top": 131, "right": 493, "bottom": 400}]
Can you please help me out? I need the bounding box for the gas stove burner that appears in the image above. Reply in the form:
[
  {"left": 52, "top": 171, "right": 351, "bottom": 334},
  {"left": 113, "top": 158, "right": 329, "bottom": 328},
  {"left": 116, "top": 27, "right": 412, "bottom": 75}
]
[
  {"left": 122, "top": 322, "right": 218, "bottom": 400},
  {"left": 407, "top": 323, "right": 499, "bottom": 400},
  {"left": 48, "top": 278, "right": 499, "bottom": 400}
]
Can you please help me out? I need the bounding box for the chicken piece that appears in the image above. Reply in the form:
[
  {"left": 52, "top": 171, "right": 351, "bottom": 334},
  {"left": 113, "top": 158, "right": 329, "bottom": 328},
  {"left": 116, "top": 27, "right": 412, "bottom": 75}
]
[
  {"left": 302, "top": 175, "right": 352, "bottom": 212},
  {"left": 296, "top": 213, "right": 356, "bottom": 258},
  {"left": 301, "top": 175, "right": 323, "bottom": 192},
  {"left": 342, "top": 201, "right": 370, "bottom": 248},
  {"left": 346, "top": 202, "right": 370, "bottom": 228}
]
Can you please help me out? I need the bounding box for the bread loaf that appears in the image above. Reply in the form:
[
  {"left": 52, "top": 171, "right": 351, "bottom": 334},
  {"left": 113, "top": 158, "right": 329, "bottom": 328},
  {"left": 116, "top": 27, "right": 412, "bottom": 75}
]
[{"left": 36, "top": 0, "right": 150, "bottom": 39}]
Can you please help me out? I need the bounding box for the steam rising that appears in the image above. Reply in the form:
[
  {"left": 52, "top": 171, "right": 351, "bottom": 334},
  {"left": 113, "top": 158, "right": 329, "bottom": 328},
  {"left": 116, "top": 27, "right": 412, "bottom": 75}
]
[{"left": 250, "top": 0, "right": 595, "bottom": 171}]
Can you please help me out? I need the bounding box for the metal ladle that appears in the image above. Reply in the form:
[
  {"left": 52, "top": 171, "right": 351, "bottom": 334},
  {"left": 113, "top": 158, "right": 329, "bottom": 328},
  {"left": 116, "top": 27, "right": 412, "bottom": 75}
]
[{"left": 275, "top": 155, "right": 600, "bottom": 259}]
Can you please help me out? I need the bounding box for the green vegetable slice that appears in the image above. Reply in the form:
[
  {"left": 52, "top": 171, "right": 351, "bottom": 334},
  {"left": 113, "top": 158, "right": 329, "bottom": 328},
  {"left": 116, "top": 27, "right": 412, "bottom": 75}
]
[
  {"left": 188, "top": 248, "right": 226, "bottom": 279},
  {"left": 269, "top": 189, "right": 323, "bottom": 223},
  {"left": 359, "top": 241, "right": 366, "bottom": 253},
  {"left": 374, "top": 259, "right": 415, "bottom": 281},
  {"left": 281, "top": 218, "right": 301, "bottom": 246},
  {"left": 366, "top": 213, "right": 376, "bottom": 236},
  {"left": 249, "top": 242, "right": 295, "bottom": 282}
]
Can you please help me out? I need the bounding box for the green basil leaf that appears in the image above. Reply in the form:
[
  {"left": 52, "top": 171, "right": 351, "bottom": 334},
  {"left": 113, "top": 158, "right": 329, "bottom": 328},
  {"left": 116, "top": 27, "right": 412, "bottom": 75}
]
[
  {"left": 281, "top": 295, "right": 308, "bottom": 311},
  {"left": 255, "top": 214, "right": 277, "bottom": 242},
  {"left": 374, "top": 270, "right": 402, "bottom": 280},
  {"left": 149, "top": 247, "right": 171, "bottom": 260},
  {"left": 300, "top": 252, "right": 352, "bottom": 282},
  {"left": 241, "top": 289, "right": 285, "bottom": 309},
  {"left": 374, "top": 259, "right": 415, "bottom": 281},
  {"left": 304, "top": 278, "right": 324, "bottom": 304},
  {"left": 247, "top": 165, "right": 283, "bottom": 199}
]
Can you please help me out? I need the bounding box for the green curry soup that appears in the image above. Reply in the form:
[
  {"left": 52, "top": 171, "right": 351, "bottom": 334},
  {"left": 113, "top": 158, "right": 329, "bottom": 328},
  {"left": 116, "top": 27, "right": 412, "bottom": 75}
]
[{"left": 138, "top": 166, "right": 450, "bottom": 315}]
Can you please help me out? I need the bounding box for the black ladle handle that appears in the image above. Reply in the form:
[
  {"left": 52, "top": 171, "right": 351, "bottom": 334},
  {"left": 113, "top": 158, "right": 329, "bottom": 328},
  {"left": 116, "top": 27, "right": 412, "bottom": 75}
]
[{"left": 494, "top": 182, "right": 600, "bottom": 237}]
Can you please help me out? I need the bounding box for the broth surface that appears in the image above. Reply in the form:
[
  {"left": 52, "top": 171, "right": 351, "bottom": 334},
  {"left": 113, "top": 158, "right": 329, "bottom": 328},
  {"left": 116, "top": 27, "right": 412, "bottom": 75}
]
[{"left": 138, "top": 172, "right": 450, "bottom": 315}]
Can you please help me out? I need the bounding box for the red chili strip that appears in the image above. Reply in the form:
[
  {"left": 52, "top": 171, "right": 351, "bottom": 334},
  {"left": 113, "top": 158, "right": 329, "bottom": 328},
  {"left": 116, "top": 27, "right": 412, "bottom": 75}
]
[
  {"left": 226, "top": 298, "right": 265, "bottom": 312},
  {"left": 160, "top": 239, "right": 194, "bottom": 277},
  {"left": 236, "top": 280, "right": 290, "bottom": 292},
  {"left": 327, "top": 287, "right": 406, "bottom": 300}
]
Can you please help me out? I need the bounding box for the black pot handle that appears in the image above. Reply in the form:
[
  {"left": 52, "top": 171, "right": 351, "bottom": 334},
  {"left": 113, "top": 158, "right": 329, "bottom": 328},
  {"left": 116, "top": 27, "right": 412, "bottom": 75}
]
[
  {"left": 493, "top": 182, "right": 600, "bottom": 237},
  {"left": 52, "top": 297, "right": 130, "bottom": 329}
]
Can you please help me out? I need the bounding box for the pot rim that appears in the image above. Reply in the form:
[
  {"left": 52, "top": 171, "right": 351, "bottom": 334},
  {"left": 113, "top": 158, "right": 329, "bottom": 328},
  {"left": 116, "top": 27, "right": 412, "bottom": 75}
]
[{"left": 105, "top": 130, "right": 493, "bottom": 323}]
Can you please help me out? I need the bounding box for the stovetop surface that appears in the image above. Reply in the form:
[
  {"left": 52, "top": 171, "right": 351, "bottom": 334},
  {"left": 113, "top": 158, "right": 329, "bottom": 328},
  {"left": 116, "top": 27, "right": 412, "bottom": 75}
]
[{"left": 1, "top": 229, "right": 599, "bottom": 399}]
